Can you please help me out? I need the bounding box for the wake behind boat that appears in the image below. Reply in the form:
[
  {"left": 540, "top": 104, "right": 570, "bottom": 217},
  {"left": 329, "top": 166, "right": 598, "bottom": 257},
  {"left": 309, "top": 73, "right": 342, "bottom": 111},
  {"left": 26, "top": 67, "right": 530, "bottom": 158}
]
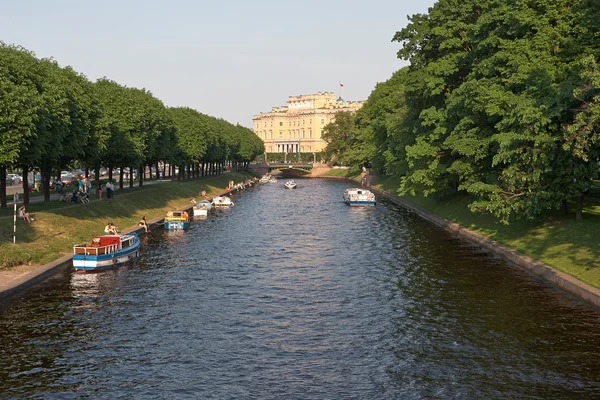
[
  {"left": 343, "top": 188, "right": 376, "bottom": 206},
  {"left": 73, "top": 232, "right": 140, "bottom": 272},
  {"left": 284, "top": 180, "right": 297, "bottom": 189}
]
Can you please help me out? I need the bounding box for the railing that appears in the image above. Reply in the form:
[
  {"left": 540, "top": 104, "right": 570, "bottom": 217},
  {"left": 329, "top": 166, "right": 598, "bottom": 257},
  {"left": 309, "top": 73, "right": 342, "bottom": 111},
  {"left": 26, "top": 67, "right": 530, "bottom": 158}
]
[{"left": 73, "top": 243, "right": 118, "bottom": 256}]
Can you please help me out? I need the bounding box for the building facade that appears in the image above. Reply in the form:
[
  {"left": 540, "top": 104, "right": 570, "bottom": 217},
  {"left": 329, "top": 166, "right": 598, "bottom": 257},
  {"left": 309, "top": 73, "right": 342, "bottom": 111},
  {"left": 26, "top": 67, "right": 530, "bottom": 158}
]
[{"left": 252, "top": 92, "right": 364, "bottom": 154}]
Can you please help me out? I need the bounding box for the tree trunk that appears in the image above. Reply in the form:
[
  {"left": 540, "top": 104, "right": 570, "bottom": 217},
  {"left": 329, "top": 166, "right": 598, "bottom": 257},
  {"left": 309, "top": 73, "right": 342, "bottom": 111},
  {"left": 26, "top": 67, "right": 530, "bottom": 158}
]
[
  {"left": 41, "top": 166, "right": 51, "bottom": 202},
  {"left": 22, "top": 167, "right": 30, "bottom": 206},
  {"left": 576, "top": 195, "right": 583, "bottom": 220},
  {"left": 139, "top": 165, "right": 144, "bottom": 187},
  {"left": 0, "top": 165, "right": 6, "bottom": 209},
  {"left": 119, "top": 168, "right": 124, "bottom": 190}
]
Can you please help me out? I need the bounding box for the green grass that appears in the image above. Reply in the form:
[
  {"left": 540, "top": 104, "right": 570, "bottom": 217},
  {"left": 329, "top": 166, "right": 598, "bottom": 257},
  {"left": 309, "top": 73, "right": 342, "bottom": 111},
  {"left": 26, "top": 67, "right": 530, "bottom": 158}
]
[
  {"left": 0, "top": 172, "right": 254, "bottom": 269},
  {"left": 323, "top": 168, "right": 358, "bottom": 177},
  {"left": 372, "top": 175, "right": 600, "bottom": 289}
]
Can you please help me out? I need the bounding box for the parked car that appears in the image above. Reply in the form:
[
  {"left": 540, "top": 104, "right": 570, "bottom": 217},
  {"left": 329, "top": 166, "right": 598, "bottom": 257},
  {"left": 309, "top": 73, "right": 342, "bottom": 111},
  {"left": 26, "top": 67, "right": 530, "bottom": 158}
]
[
  {"left": 61, "top": 173, "right": 74, "bottom": 187},
  {"left": 6, "top": 173, "right": 22, "bottom": 185}
]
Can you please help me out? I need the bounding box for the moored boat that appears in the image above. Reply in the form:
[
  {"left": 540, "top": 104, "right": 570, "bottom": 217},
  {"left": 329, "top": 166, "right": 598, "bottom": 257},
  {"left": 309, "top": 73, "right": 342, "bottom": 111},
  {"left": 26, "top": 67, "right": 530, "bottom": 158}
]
[
  {"left": 342, "top": 188, "right": 376, "bottom": 207},
  {"left": 192, "top": 200, "right": 212, "bottom": 217},
  {"left": 73, "top": 232, "right": 140, "bottom": 272},
  {"left": 259, "top": 174, "right": 271, "bottom": 183},
  {"left": 284, "top": 180, "right": 297, "bottom": 189},
  {"left": 164, "top": 211, "right": 190, "bottom": 229},
  {"left": 212, "top": 196, "right": 234, "bottom": 207}
]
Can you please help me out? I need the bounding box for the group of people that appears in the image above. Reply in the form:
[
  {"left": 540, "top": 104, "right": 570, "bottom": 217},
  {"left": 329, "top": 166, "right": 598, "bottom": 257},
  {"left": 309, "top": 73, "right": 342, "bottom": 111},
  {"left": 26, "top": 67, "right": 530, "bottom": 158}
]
[
  {"left": 103, "top": 216, "right": 149, "bottom": 236},
  {"left": 104, "top": 222, "right": 119, "bottom": 235}
]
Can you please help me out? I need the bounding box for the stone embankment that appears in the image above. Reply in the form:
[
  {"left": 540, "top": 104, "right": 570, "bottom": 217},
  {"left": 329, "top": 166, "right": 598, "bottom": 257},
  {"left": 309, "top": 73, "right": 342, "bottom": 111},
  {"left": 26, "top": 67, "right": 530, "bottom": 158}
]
[
  {"left": 0, "top": 181, "right": 253, "bottom": 302},
  {"left": 367, "top": 185, "right": 600, "bottom": 309}
]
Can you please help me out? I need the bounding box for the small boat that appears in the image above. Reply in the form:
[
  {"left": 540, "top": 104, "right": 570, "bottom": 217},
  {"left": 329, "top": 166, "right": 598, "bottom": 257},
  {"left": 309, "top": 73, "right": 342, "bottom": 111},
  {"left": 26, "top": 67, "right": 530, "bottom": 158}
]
[
  {"left": 343, "top": 188, "right": 376, "bottom": 207},
  {"left": 164, "top": 211, "right": 190, "bottom": 229},
  {"left": 259, "top": 174, "right": 271, "bottom": 183},
  {"left": 212, "top": 196, "right": 234, "bottom": 207},
  {"left": 73, "top": 232, "right": 141, "bottom": 272},
  {"left": 284, "top": 180, "right": 297, "bottom": 189},
  {"left": 192, "top": 200, "right": 212, "bottom": 217}
]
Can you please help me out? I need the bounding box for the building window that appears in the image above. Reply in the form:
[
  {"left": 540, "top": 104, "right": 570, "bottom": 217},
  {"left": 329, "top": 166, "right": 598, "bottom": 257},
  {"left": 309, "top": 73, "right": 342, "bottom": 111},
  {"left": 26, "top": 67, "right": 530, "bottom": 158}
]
[
  {"left": 270, "top": 121, "right": 273, "bottom": 127},
  {"left": 321, "top": 118, "right": 325, "bottom": 124},
  {"left": 302, "top": 130, "right": 305, "bottom": 139},
  {"left": 309, "top": 129, "right": 312, "bottom": 138},
  {"left": 279, "top": 122, "right": 283, "bottom": 126},
  {"left": 279, "top": 132, "right": 283, "bottom": 138},
  {"left": 302, "top": 120, "right": 305, "bottom": 125}
]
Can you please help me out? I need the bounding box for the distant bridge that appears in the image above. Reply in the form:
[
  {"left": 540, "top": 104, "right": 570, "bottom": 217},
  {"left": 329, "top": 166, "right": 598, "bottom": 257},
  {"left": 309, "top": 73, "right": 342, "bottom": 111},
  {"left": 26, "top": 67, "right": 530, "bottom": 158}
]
[{"left": 268, "top": 163, "right": 313, "bottom": 171}]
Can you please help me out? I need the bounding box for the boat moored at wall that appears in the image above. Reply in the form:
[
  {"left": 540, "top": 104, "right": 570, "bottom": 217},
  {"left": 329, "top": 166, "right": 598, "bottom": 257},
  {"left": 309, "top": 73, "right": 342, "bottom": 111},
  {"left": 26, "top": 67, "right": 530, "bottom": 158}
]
[
  {"left": 342, "top": 188, "right": 376, "bottom": 207},
  {"left": 73, "top": 233, "right": 141, "bottom": 272},
  {"left": 164, "top": 211, "right": 190, "bottom": 229},
  {"left": 212, "top": 196, "right": 234, "bottom": 207},
  {"left": 192, "top": 200, "right": 212, "bottom": 217}
]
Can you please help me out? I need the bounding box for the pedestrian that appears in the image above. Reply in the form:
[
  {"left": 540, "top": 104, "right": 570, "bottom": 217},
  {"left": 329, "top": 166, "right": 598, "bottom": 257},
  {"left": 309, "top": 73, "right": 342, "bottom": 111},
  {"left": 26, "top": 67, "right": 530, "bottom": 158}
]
[
  {"left": 138, "top": 216, "right": 150, "bottom": 233},
  {"left": 106, "top": 180, "right": 113, "bottom": 199}
]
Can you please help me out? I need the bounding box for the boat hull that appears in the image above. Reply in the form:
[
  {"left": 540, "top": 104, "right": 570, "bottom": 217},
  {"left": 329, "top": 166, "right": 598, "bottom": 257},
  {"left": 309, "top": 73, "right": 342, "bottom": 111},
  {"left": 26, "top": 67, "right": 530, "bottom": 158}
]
[
  {"left": 345, "top": 200, "right": 376, "bottom": 207},
  {"left": 343, "top": 188, "right": 376, "bottom": 207},
  {"left": 193, "top": 208, "right": 208, "bottom": 217},
  {"left": 164, "top": 221, "right": 190, "bottom": 230},
  {"left": 73, "top": 234, "right": 140, "bottom": 273}
]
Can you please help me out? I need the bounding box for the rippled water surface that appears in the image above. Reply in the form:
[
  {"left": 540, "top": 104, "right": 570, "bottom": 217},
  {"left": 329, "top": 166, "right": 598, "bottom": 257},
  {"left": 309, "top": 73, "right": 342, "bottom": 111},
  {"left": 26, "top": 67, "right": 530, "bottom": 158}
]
[{"left": 2, "top": 178, "right": 600, "bottom": 399}]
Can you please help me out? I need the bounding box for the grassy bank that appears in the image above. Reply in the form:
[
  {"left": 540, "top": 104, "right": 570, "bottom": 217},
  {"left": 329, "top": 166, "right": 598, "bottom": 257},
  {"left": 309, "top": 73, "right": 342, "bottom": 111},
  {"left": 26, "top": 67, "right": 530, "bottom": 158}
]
[
  {"left": 0, "top": 172, "right": 254, "bottom": 269},
  {"left": 332, "top": 170, "right": 600, "bottom": 289}
]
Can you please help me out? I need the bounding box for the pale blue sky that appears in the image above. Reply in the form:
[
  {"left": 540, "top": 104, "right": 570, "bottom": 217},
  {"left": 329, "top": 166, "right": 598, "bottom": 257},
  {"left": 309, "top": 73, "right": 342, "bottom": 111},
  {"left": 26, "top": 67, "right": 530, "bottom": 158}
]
[{"left": 0, "top": 0, "right": 436, "bottom": 127}]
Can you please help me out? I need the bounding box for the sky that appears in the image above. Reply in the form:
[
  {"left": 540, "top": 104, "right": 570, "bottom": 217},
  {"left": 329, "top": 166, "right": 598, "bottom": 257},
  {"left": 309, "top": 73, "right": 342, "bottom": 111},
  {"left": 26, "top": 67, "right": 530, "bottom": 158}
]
[{"left": 0, "top": 0, "right": 437, "bottom": 128}]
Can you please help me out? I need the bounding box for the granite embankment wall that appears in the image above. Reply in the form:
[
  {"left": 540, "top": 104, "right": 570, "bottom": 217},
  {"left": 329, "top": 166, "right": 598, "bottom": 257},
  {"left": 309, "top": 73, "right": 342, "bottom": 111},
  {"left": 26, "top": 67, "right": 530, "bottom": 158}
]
[
  {"left": 318, "top": 174, "right": 600, "bottom": 308},
  {"left": 368, "top": 184, "right": 600, "bottom": 309}
]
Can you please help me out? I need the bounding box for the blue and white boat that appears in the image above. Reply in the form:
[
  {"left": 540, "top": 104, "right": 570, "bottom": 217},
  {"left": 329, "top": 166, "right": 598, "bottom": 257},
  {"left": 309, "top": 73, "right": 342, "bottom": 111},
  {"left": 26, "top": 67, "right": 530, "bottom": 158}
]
[
  {"left": 342, "top": 188, "right": 376, "bottom": 207},
  {"left": 192, "top": 200, "right": 212, "bottom": 217},
  {"left": 164, "top": 211, "right": 190, "bottom": 229},
  {"left": 73, "top": 233, "right": 140, "bottom": 272}
]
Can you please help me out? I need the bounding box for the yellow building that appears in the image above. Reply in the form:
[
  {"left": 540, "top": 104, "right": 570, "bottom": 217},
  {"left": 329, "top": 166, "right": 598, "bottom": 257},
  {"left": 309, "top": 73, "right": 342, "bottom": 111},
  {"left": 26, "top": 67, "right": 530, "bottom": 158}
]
[{"left": 252, "top": 91, "right": 365, "bottom": 154}]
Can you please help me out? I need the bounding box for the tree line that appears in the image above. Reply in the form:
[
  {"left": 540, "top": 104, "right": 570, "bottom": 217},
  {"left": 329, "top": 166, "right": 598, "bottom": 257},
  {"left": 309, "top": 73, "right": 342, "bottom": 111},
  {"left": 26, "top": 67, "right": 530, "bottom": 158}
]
[
  {"left": 322, "top": 0, "right": 599, "bottom": 223},
  {"left": 0, "top": 43, "right": 264, "bottom": 208}
]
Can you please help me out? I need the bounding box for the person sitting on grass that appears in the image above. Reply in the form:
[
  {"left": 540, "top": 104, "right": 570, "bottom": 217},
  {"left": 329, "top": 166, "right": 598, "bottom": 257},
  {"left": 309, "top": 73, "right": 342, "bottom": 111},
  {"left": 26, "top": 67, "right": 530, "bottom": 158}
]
[
  {"left": 104, "top": 222, "right": 118, "bottom": 235},
  {"left": 18, "top": 206, "right": 32, "bottom": 223}
]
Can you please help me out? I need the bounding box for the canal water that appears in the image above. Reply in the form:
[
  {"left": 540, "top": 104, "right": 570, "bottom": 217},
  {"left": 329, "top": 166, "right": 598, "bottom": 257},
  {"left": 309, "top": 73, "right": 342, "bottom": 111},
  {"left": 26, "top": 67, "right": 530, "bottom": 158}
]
[{"left": 1, "top": 178, "right": 600, "bottom": 399}]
